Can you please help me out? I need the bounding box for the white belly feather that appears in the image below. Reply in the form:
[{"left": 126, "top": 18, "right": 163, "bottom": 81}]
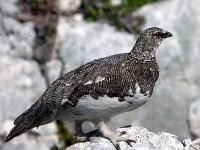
[{"left": 56, "top": 83, "right": 150, "bottom": 120}]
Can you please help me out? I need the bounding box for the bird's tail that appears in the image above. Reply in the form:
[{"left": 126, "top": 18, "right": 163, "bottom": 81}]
[
  {"left": 4, "top": 119, "right": 32, "bottom": 142},
  {"left": 4, "top": 99, "right": 43, "bottom": 142},
  {"left": 5, "top": 77, "right": 67, "bottom": 142}
]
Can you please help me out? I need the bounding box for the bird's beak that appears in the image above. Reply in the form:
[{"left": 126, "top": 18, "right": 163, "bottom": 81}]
[{"left": 162, "top": 31, "right": 173, "bottom": 38}]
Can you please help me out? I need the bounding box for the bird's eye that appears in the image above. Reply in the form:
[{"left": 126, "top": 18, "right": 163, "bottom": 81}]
[{"left": 152, "top": 32, "right": 161, "bottom": 37}]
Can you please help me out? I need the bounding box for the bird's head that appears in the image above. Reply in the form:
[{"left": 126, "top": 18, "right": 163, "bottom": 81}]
[{"left": 133, "top": 27, "right": 173, "bottom": 51}]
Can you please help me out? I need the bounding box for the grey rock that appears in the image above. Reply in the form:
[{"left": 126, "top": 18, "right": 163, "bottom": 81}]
[
  {"left": 0, "top": 56, "right": 46, "bottom": 130},
  {"left": 190, "top": 138, "right": 200, "bottom": 150},
  {"left": 0, "top": 0, "right": 35, "bottom": 59},
  {"left": 182, "top": 139, "right": 192, "bottom": 150},
  {"left": 0, "top": 0, "right": 59, "bottom": 148},
  {"left": 43, "top": 59, "right": 62, "bottom": 84},
  {"left": 56, "top": 0, "right": 81, "bottom": 12},
  {"left": 0, "top": 1, "right": 61, "bottom": 149},
  {"left": 110, "top": 0, "right": 122, "bottom": 6},
  {"left": 188, "top": 99, "right": 200, "bottom": 138},
  {"left": 0, "top": 119, "right": 58, "bottom": 150},
  {"left": 0, "top": 17, "right": 35, "bottom": 59},
  {"left": 57, "top": 17, "right": 134, "bottom": 73},
  {"left": 0, "top": 56, "right": 61, "bottom": 150},
  {"left": 0, "top": 1, "right": 62, "bottom": 149},
  {"left": 67, "top": 126, "right": 185, "bottom": 150},
  {"left": 0, "top": 0, "right": 19, "bottom": 16}
]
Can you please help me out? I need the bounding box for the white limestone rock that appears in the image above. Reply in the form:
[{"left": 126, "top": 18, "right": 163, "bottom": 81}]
[
  {"left": 0, "top": 56, "right": 46, "bottom": 130},
  {"left": 0, "top": 0, "right": 19, "bottom": 16},
  {"left": 188, "top": 99, "right": 200, "bottom": 138},
  {"left": 67, "top": 126, "right": 188, "bottom": 150},
  {"left": 43, "top": 59, "right": 62, "bottom": 84},
  {"left": 57, "top": 17, "right": 135, "bottom": 73},
  {"left": 0, "top": 0, "right": 35, "bottom": 59},
  {"left": 0, "top": 51, "right": 56, "bottom": 149},
  {"left": 56, "top": 0, "right": 81, "bottom": 12},
  {"left": 0, "top": 119, "right": 58, "bottom": 150}
]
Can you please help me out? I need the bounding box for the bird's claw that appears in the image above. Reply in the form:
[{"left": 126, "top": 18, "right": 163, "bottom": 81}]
[
  {"left": 120, "top": 125, "right": 132, "bottom": 128},
  {"left": 74, "top": 129, "right": 103, "bottom": 142},
  {"left": 119, "top": 131, "right": 126, "bottom": 136},
  {"left": 73, "top": 134, "right": 87, "bottom": 142},
  {"left": 124, "top": 138, "right": 136, "bottom": 147},
  {"left": 73, "top": 133, "right": 77, "bottom": 138},
  {"left": 114, "top": 138, "right": 135, "bottom": 150},
  {"left": 115, "top": 144, "right": 120, "bottom": 150},
  {"left": 85, "top": 129, "right": 103, "bottom": 138}
]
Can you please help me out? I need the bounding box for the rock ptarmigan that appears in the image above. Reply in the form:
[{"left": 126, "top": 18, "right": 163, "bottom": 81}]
[{"left": 5, "top": 27, "right": 173, "bottom": 149}]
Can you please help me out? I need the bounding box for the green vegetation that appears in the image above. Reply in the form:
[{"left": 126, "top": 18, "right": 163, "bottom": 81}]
[
  {"left": 19, "top": 0, "right": 47, "bottom": 13},
  {"left": 43, "top": 24, "right": 57, "bottom": 37},
  {"left": 21, "top": 0, "right": 160, "bottom": 33},
  {"left": 81, "top": 0, "right": 160, "bottom": 33},
  {"left": 51, "top": 120, "right": 77, "bottom": 150},
  {"left": 25, "top": 0, "right": 40, "bottom": 10},
  {"left": 50, "top": 145, "right": 60, "bottom": 150},
  {"left": 131, "top": 16, "right": 145, "bottom": 33}
]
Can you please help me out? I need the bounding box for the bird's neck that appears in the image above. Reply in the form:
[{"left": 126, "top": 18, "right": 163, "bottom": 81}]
[{"left": 129, "top": 40, "right": 156, "bottom": 62}]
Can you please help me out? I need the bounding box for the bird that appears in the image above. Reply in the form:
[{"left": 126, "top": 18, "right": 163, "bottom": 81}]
[{"left": 5, "top": 27, "right": 173, "bottom": 149}]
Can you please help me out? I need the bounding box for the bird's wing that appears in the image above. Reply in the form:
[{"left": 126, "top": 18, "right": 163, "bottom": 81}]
[{"left": 62, "top": 54, "right": 133, "bottom": 107}]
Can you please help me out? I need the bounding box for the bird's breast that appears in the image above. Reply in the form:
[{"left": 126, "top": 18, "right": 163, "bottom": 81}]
[{"left": 56, "top": 86, "right": 150, "bottom": 120}]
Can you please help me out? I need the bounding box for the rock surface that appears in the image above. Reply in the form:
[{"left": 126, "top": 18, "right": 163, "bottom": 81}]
[
  {"left": 188, "top": 99, "right": 200, "bottom": 138},
  {"left": 0, "top": 0, "right": 35, "bottom": 59},
  {"left": 0, "top": 120, "right": 58, "bottom": 150},
  {"left": 0, "top": 0, "right": 46, "bottom": 130},
  {"left": 0, "top": 0, "right": 58, "bottom": 150},
  {"left": 57, "top": 16, "right": 134, "bottom": 73},
  {"left": 43, "top": 59, "right": 63, "bottom": 84},
  {"left": 0, "top": 56, "right": 46, "bottom": 129},
  {"left": 56, "top": 0, "right": 81, "bottom": 12},
  {"left": 67, "top": 126, "right": 198, "bottom": 150}
]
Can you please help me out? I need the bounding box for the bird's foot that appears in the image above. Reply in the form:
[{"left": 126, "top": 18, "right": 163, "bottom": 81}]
[
  {"left": 118, "top": 131, "right": 127, "bottom": 136},
  {"left": 73, "top": 134, "right": 87, "bottom": 142},
  {"left": 74, "top": 129, "right": 102, "bottom": 142},
  {"left": 98, "top": 121, "right": 135, "bottom": 150},
  {"left": 85, "top": 129, "right": 102, "bottom": 138},
  {"left": 104, "top": 132, "right": 135, "bottom": 150},
  {"left": 120, "top": 125, "right": 132, "bottom": 128}
]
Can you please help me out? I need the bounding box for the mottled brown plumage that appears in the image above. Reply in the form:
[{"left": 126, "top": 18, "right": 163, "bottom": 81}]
[
  {"left": 5, "top": 27, "right": 173, "bottom": 149},
  {"left": 62, "top": 53, "right": 159, "bottom": 107}
]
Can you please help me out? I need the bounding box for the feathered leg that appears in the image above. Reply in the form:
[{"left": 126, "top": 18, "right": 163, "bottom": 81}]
[
  {"left": 97, "top": 121, "right": 135, "bottom": 150},
  {"left": 74, "top": 120, "right": 87, "bottom": 141},
  {"left": 74, "top": 120, "right": 102, "bottom": 142}
]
